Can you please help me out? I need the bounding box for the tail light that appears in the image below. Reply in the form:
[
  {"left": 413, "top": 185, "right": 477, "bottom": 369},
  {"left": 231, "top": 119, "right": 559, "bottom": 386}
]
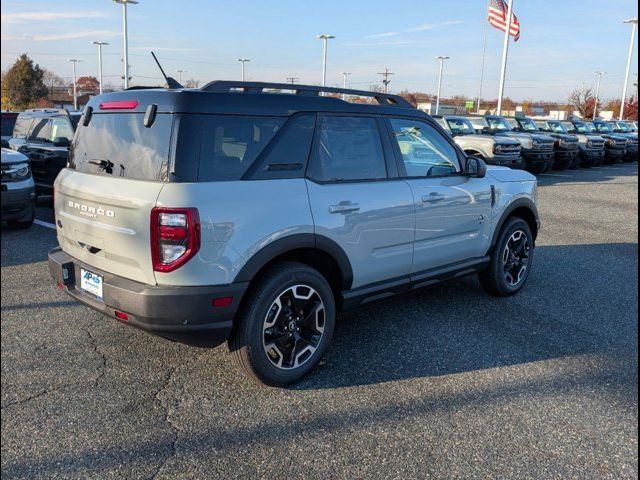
[{"left": 151, "top": 207, "right": 200, "bottom": 272}]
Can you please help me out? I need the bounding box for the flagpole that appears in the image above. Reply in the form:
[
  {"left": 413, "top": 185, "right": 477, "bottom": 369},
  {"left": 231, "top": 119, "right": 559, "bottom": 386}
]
[
  {"left": 477, "top": 16, "right": 489, "bottom": 114},
  {"left": 496, "top": 0, "right": 514, "bottom": 115}
]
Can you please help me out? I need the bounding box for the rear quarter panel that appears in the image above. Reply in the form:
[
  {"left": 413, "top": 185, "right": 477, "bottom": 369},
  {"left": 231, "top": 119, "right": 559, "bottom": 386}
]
[{"left": 154, "top": 179, "right": 314, "bottom": 286}]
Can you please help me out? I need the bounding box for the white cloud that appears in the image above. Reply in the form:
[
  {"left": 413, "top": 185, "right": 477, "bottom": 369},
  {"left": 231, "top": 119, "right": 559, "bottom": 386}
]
[
  {"left": 1, "top": 11, "right": 110, "bottom": 24},
  {"left": 407, "top": 20, "right": 464, "bottom": 32},
  {"left": 29, "top": 30, "right": 121, "bottom": 42},
  {"left": 131, "top": 46, "right": 198, "bottom": 52},
  {"left": 365, "top": 20, "right": 464, "bottom": 39}
]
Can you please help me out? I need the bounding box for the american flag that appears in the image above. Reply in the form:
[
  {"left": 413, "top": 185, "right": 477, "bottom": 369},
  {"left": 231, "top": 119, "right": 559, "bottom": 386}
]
[{"left": 488, "top": 0, "right": 521, "bottom": 41}]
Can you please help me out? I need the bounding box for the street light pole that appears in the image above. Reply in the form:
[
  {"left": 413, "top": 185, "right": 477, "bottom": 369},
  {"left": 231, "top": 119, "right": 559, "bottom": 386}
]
[
  {"left": 68, "top": 59, "right": 81, "bottom": 110},
  {"left": 92, "top": 41, "right": 109, "bottom": 95},
  {"left": 113, "top": 0, "right": 138, "bottom": 90},
  {"left": 341, "top": 72, "right": 351, "bottom": 100},
  {"left": 620, "top": 18, "right": 638, "bottom": 120},
  {"left": 176, "top": 69, "right": 186, "bottom": 84},
  {"left": 593, "top": 71, "right": 606, "bottom": 120},
  {"left": 317, "top": 34, "right": 335, "bottom": 87},
  {"left": 435, "top": 56, "right": 450, "bottom": 115},
  {"left": 237, "top": 59, "right": 250, "bottom": 82}
]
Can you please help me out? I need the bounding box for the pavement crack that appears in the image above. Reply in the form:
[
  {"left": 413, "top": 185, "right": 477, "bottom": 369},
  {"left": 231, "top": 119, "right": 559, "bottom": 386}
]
[
  {"left": 1, "top": 390, "right": 49, "bottom": 410},
  {"left": 149, "top": 366, "right": 179, "bottom": 480},
  {"left": 84, "top": 319, "right": 106, "bottom": 385}
]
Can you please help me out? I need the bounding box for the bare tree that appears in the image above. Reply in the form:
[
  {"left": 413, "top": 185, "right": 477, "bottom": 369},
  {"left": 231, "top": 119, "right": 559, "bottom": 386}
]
[
  {"left": 184, "top": 78, "right": 200, "bottom": 88},
  {"left": 42, "top": 69, "right": 67, "bottom": 91},
  {"left": 568, "top": 86, "right": 595, "bottom": 119}
]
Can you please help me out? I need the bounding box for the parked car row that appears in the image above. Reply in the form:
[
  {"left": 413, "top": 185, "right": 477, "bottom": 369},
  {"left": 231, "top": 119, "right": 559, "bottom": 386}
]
[{"left": 436, "top": 114, "right": 638, "bottom": 174}]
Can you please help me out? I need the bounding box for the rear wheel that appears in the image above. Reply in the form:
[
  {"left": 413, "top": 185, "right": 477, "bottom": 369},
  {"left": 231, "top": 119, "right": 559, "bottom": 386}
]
[
  {"left": 229, "top": 262, "right": 335, "bottom": 386},
  {"left": 479, "top": 218, "right": 534, "bottom": 297}
]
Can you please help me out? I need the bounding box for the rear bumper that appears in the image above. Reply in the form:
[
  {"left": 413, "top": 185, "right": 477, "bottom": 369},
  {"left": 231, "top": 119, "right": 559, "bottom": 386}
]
[{"left": 48, "top": 247, "right": 248, "bottom": 347}]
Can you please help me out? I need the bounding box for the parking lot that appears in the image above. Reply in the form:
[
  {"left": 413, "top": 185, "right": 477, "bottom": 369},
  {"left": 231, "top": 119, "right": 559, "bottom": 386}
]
[{"left": 1, "top": 163, "right": 638, "bottom": 479}]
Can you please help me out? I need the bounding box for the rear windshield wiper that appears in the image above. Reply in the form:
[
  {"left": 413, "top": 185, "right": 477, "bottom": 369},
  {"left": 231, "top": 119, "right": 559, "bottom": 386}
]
[{"left": 88, "top": 159, "right": 114, "bottom": 174}]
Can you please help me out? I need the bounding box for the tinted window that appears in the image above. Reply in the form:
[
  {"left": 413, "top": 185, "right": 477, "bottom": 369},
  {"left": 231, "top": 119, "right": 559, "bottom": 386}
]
[
  {"left": 12, "top": 117, "right": 33, "bottom": 139},
  {"left": 28, "top": 118, "right": 52, "bottom": 142},
  {"left": 446, "top": 117, "right": 475, "bottom": 135},
  {"left": 390, "top": 118, "right": 460, "bottom": 178},
  {"left": 198, "top": 115, "right": 285, "bottom": 181},
  {"left": 69, "top": 113, "right": 173, "bottom": 181},
  {"left": 1, "top": 114, "right": 17, "bottom": 137},
  {"left": 50, "top": 117, "right": 74, "bottom": 141},
  {"left": 308, "top": 116, "right": 386, "bottom": 182}
]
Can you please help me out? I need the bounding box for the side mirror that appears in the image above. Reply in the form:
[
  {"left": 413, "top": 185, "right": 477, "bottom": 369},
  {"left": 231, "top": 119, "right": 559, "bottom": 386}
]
[
  {"left": 482, "top": 126, "right": 491, "bottom": 134},
  {"left": 52, "top": 137, "right": 71, "bottom": 147},
  {"left": 465, "top": 156, "right": 487, "bottom": 178}
]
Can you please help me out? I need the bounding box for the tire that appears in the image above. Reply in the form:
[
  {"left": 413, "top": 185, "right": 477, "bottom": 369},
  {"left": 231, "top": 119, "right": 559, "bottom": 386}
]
[
  {"left": 479, "top": 217, "right": 534, "bottom": 297},
  {"left": 229, "top": 261, "right": 336, "bottom": 386}
]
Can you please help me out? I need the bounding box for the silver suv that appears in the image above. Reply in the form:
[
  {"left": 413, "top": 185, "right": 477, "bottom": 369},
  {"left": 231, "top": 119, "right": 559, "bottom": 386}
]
[{"left": 48, "top": 82, "right": 540, "bottom": 385}]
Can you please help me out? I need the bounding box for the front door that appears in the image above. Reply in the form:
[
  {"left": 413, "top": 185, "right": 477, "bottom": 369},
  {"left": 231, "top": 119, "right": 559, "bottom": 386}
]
[{"left": 386, "top": 117, "right": 493, "bottom": 274}]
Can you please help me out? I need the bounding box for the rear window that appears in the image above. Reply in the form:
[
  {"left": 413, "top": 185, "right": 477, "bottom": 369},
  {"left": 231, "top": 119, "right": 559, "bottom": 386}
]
[
  {"left": 12, "top": 116, "right": 33, "bottom": 139},
  {"left": 1, "top": 114, "right": 17, "bottom": 137},
  {"left": 69, "top": 113, "right": 173, "bottom": 181}
]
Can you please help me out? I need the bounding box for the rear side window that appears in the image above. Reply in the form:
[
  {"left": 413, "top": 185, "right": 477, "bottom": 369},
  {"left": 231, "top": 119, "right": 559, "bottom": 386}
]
[
  {"left": 13, "top": 117, "right": 34, "bottom": 139},
  {"left": 198, "top": 115, "right": 285, "bottom": 181},
  {"left": 307, "top": 116, "right": 387, "bottom": 182},
  {"left": 50, "top": 117, "right": 74, "bottom": 141},
  {"left": 69, "top": 113, "right": 173, "bottom": 181}
]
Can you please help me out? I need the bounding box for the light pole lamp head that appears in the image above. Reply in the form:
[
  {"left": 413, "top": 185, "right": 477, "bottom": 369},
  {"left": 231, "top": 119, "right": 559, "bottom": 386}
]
[
  {"left": 623, "top": 18, "right": 638, "bottom": 24},
  {"left": 436, "top": 56, "right": 450, "bottom": 61},
  {"left": 237, "top": 58, "right": 250, "bottom": 63},
  {"left": 317, "top": 34, "right": 335, "bottom": 40},
  {"left": 113, "top": 0, "right": 138, "bottom": 4},
  {"left": 93, "top": 41, "right": 109, "bottom": 46}
]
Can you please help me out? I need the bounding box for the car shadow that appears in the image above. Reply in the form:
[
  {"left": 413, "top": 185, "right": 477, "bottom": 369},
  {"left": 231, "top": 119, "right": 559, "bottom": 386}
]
[{"left": 294, "top": 242, "right": 638, "bottom": 390}]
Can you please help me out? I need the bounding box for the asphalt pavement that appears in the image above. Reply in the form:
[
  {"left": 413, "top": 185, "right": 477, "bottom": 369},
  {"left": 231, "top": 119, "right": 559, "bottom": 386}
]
[{"left": 1, "top": 163, "right": 638, "bottom": 479}]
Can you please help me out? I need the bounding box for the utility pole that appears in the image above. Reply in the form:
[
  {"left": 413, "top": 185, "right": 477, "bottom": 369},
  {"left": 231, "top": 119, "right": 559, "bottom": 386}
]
[
  {"left": 176, "top": 69, "right": 187, "bottom": 84},
  {"left": 378, "top": 67, "right": 394, "bottom": 93},
  {"left": 237, "top": 58, "right": 250, "bottom": 82},
  {"left": 317, "top": 34, "right": 335, "bottom": 87},
  {"left": 435, "top": 56, "right": 450, "bottom": 115},
  {"left": 113, "top": 0, "right": 137, "bottom": 90},
  {"left": 620, "top": 18, "right": 638, "bottom": 119},
  {"left": 593, "top": 71, "right": 606, "bottom": 120},
  {"left": 286, "top": 77, "right": 300, "bottom": 85},
  {"left": 68, "top": 59, "right": 81, "bottom": 111},
  {"left": 92, "top": 41, "right": 108, "bottom": 95}
]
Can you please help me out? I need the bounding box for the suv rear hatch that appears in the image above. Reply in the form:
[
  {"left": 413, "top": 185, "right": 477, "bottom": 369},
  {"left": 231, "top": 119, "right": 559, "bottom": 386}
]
[{"left": 54, "top": 102, "right": 174, "bottom": 285}]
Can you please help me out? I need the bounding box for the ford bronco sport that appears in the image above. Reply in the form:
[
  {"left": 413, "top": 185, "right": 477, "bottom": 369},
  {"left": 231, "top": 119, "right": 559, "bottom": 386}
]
[
  {"left": 567, "top": 120, "right": 627, "bottom": 164},
  {"left": 507, "top": 116, "right": 580, "bottom": 170},
  {"left": 604, "top": 120, "right": 638, "bottom": 162},
  {"left": 539, "top": 120, "right": 606, "bottom": 167},
  {"left": 465, "top": 115, "right": 555, "bottom": 174},
  {"left": 49, "top": 82, "right": 540, "bottom": 386},
  {"left": 434, "top": 115, "right": 523, "bottom": 169}
]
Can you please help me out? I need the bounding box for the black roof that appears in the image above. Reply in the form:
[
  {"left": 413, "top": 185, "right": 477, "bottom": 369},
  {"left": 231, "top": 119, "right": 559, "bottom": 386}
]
[{"left": 85, "top": 81, "right": 427, "bottom": 118}]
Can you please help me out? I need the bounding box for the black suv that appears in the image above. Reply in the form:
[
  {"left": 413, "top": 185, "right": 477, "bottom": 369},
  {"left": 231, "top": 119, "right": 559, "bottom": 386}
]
[{"left": 9, "top": 109, "right": 81, "bottom": 195}]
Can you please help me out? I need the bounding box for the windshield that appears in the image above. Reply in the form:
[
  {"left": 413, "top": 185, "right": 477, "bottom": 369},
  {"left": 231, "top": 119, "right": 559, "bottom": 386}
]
[
  {"left": 614, "top": 122, "right": 631, "bottom": 133},
  {"left": 445, "top": 118, "right": 475, "bottom": 135},
  {"left": 486, "top": 117, "right": 512, "bottom": 132},
  {"left": 592, "top": 122, "right": 613, "bottom": 134},
  {"left": 517, "top": 118, "right": 539, "bottom": 132},
  {"left": 572, "top": 121, "right": 594, "bottom": 134},
  {"left": 466, "top": 117, "right": 489, "bottom": 131},
  {"left": 548, "top": 121, "right": 568, "bottom": 134}
]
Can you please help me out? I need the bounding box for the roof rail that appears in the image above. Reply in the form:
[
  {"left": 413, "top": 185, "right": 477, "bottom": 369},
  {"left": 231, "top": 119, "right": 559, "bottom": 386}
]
[
  {"left": 200, "top": 81, "right": 414, "bottom": 108},
  {"left": 24, "top": 108, "right": 70, "bottom": 115}
]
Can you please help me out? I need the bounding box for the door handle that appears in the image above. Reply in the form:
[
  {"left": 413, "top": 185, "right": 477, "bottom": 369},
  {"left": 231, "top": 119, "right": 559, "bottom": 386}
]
[
  {"left": 329, "top": 202, "right": 360, "bottom": 214},
  {"left": 422, "top": 193, "right": 446, "bottom": 203}
]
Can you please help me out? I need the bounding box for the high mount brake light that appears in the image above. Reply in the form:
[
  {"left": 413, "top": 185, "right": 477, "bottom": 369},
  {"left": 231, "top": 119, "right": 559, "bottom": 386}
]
[
  {"left": 150, "top": 207, "right": 200, "bottom": 273},
  {"left": 99, "top": 100, "right": 139, "bottom": 110}
]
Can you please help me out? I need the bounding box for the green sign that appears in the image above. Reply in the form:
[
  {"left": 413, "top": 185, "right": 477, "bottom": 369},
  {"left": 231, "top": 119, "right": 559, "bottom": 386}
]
[{"left": 465, "top": 101, "right": 475, "bottom": 109}]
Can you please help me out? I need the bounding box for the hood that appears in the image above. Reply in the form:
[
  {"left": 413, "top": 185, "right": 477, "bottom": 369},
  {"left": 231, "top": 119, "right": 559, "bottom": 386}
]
[
  {"left": 547, "top": 133, "right": 578, "bottom": 141},
  {"left": 1, "top": 147, "right": 28, "bottom": 165},
  {"left": 459, "top": 134, "right": 520, "bottom": 145},
  {"left": 486, "top": 165, "right": 536, "bottom": 183}
]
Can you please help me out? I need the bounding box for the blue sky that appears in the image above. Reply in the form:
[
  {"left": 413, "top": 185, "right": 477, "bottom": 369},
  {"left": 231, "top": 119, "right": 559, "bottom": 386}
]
[{"left": 1, "top": 0, "right": 638, "bottom": 102}]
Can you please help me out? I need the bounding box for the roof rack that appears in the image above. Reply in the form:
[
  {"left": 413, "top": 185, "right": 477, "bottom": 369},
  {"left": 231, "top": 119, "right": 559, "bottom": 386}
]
[{"left": 200, "top": 81, "right": 414, "bottom": 108}]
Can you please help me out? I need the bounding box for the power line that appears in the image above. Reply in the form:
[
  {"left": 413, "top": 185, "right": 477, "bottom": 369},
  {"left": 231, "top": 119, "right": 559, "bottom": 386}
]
[{"left": 378, "top": 67, "right": 395, "bottom": 93}]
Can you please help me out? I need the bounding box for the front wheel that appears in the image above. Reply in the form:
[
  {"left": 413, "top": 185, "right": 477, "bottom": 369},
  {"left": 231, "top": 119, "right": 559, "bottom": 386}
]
[
  {"left": 479, "top": 218, "right": 534, "bottom": 297},
  {"left": 229, "top": 262, "right": 336, "bottom": 386}
]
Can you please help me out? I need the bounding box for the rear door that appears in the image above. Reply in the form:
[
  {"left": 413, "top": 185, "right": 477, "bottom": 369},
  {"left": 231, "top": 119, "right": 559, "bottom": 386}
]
[
  {"left": 385, "top": 117, "right": 493, "bottom": 274},
  {"left": 55, "top": 111, "right": 174, "bottom": 285},
  {"left": 305, "top": 115, "right": 414, "bottom": 289}
]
